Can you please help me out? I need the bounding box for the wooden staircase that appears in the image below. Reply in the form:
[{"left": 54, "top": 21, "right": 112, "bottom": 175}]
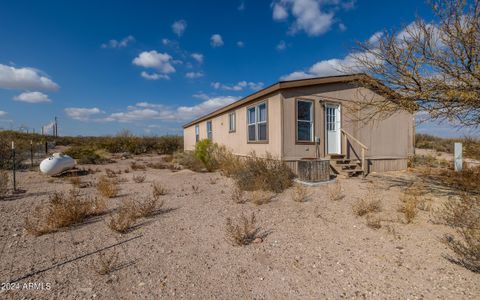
[{"left": 329, "top": 154, "right": 364, "bottom": 177}]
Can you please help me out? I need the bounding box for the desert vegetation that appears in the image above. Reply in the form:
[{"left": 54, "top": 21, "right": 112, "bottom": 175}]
[
  {"left": 225, "top": 213, "right": 261, "bottom": 246},
  {"left": 416, "top": 134, "right": 480, "bottom": 160},
  {"left": 96, "top": 176, "right": 119, "bottom": 198}
]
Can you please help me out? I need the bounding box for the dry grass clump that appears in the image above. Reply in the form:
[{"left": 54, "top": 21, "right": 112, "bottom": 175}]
[
  {"left": 250, "top": 190, "right": 274, "bottom": 206},
  {"left": 173, "top": 151, "right": 205, "bottom": 172},
  {"left": 232, "top": 186, "right": 245, "bottom": 204},
  {"left": 132, "top": 174, "right": 146, "bottom": 183},
  {"left": 225, "top": 213, "right": 260, "bottom": 246},
  {"left": 292, "top": 185, "right": 309, "bottom": 202},
  {"left": 436, "top": 166, "right": 480, "bottom": 193},
  {"left": 92, "top": 250, "right": 119, "bottom": 275},
  {"left": 353, "top": 188, "right": 382, "bottom": 217},
  {"left": 130, "top": 161, "right": 146, "bottom": 171},
  {"left": 96, "top": 176, "right": 119, "bottom": 198},
  {"left": 107, "top": 200, "right": 137, "bottom": 234},
  {"left": 105, "top": 168, "right": 120, "bottom": 178},
  {"left": 437, "top": 194, "right": 480, "bottom": 272},
  {"left": 328, "top": 181, "right": 344, "bottom": 201},
  {"left": 366, "top": 214, "right": 382, "bottom": 229},
  {"left": 25, "top": 190, "right": 106, "bottom": 236},
  {"left": 0, "top": 170, "right": 8, "bottom": 199},
  {"left": 152, "top": 182, "right": 167, "bottom": 198}
]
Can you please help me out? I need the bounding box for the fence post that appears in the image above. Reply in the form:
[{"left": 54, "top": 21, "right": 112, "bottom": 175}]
[
  {"left": 11, "top": 141, "right": 16, "bottom": 192},
  {"left": 454, "top": 142, "right": 462, "bottom": 172},
  {"left": 30, "top": 140, "right": 34, "bottom": 168}
]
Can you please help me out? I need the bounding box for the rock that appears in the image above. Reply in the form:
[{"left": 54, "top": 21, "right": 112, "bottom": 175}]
[{"left": 253, "top": 237, "right": 263, "bottom": 244}]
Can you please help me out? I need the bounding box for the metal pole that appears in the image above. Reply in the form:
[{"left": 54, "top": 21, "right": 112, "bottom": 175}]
[
  {"left": 30, "top": 140, "right": 34, "bottom": 168},
  {"left": 12, "top": 141, "right": 16, "bottom": 192}
]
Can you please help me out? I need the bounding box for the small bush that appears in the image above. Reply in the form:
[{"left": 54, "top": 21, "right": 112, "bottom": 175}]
[
  {"left": 328, "top": 181, "right": 344, "bottom": 201},
  {"left": 436, "top": 166, "right": 480, "bottom": 193},
  {"left": 225, "top": 213, "right": 260, "bottom": 246},
  {"left": 152, "top": 182, "right": 168, "bottom": 198},
  {"left": 64, "top": 146, "right": 109, "bottom": 165},
  {"left": 135, "top": 196, "right": 164, "bottom": 218},
  {"left": 130, "top": 161, "right": 146, "bottom": 171},
  {"left": 353, "top": 190, "right": 382, "bottom": 217},
  {"left": 173, "top": 151, "right": 205, "bottom": 171},
  {"left": 195, "top": 139, "right": 218, "bottom": 171},
  {"left": 292, "top": 185, "right": 309, "bottom": 202},
  {"left": 133, "top": 174, "right": 146, "bottom": 183},
  {"left": 398, "top": 187, "right": 420, "bottom": 223},
  {"left": 250, "top": 190, "right": 274, "bottom": 206},
  {"left": 105, "top": 168, "right": 118, "bottom": 178},
  {"left": 0, "top": 170, "right": 8, "bottom": 199},
  {"left": 232, "top": 186, "right": 245, "bottom": 204},
  {"left": 107, "top": 201, "right": 137, "bottom": 234},
  {"left": 366, "top": 214, "right": 382, "bottom": 229},
  {"left": 25, "top": 190, "right": 106, "bottom": 236},
  {"left": 96, "top": 176, "right": 119, "bottom": 198},
  {"left": 92, "top": 251, "right": 119, "bottom": 275}
]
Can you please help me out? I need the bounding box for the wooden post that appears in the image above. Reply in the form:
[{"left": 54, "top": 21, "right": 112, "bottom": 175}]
[
  {"left": 361, "top": 147, "right": 365, "bottom": 177},
  {"left": 342, "top": 132, "right": 347, "bottom": 157},
  {"left": 454, "top": 142, "right": 462, "bottom": 172},
  {"left": 11, "top": 141, "right": 16, "bottom": 192},
  {"left": 30, "top": 140, "right": 34, "bottom": 168}
]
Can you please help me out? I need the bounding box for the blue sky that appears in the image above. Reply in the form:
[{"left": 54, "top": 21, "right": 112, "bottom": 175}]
[{"left": 0, "top": 0, "right": 475, "bottom": 137}]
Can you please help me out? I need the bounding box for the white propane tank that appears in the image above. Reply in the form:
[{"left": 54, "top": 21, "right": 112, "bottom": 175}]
[{"left": 39, "top": 153, "right": 76, "bottom": 176}]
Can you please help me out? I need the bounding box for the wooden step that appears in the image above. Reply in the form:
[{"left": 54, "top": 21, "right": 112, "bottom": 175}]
[
  {"left": 329, "top": 154, "right": 345, "bottom": 159},
  {"left": 340, "top": 163, "right": 360, "bottom": 169}
]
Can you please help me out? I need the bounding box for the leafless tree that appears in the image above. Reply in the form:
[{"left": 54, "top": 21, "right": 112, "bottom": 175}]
[{"left": 352, "top": 0, "right": 480, "bottom": 128}]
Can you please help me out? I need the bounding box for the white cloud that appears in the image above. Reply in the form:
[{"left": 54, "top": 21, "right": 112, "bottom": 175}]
[
  {"left": 211, "top": 81, "right": 264, "bottom": 91},
  {"left": 276, "top": 40, "right": 287, "bottom": 51},
  {"left": 140, "top": 71, "right": 170, "bottom": 80},
  {"left": 338, "top": 23, "right": 347, "bottom": 32},
  {"left": 0, "top": 111, "right": 7, "bottom": 117},
  {"left": 65, "top": 107, "right": 102, "bottom": 121},
  {"left": 133, "top": 51, "right": 176, "bottom": 75},
  {"left": 185, "top": 72, "right": 204, "bottom": 79},
  {"left": 172, "top": 20, "right": 187, "bottom": 37},
  {"left": 101, "top": 35, "right": 135, "bottom": 48},
  {"left": 210, "top": 34, "right": 224, "bottom": 47},
  {"left": 176, "top": 96, "right": 239, "bottom": 120},
  {"left": 13, "top": 91, "right": 51, "bottom": 103},
  {"left": 280, "top": 31, "right": 383, "bottom": 80},
  {"left": 0, "top": 64, "right": 59, "bottom": 91},
  {"left": 272, "top": 0, "right": 355, "bottom": 36},
  {"left": 368, "top": 31, "right": 383, "bottom": 45},
  {"left": 191, "top": 53, "right": 204, "bottom": 64},
  {"left": 193, "top": 92, "right": 210, "bottom": 100},
  {"left": 272, "top": 3, "right": 289, "bottom": 21},
  {"left": 238, "top": 1, "right": 245, "bottom": 11},
  {"left": 237, "top": 41, "right": 245, "bottom": 48}
]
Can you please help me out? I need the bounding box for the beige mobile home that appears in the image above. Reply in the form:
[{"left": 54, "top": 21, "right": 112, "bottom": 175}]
[{"left": 183, "top": 74, "right": 414, "bottom": 176}]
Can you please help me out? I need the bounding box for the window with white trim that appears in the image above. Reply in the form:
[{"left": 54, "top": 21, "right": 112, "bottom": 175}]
[
  {"left": 247, "top": 102, "right": 267, "bottom": 142},
  {"left": 297, "top": 100, "right": 314, "bottom": 142},
  {"left": 206, "top": 121, "right": 212, "bottom": 140},
  {"left": 195, "top": 125, "right": 199, "bottom": 142},
  {"left": 228, "top": 112, "right": 236, "bottom": 132}
]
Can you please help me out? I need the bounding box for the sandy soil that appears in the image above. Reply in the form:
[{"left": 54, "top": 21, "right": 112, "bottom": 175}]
[{"left": 0, "top": 154, "right": 479, "bottom": 299}]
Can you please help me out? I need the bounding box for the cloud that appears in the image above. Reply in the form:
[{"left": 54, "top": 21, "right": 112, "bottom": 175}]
[
  {"left": 338, "top": 23, "right": 347, "bottom": 32},
  {"left": 0, "top": 111, "right": 7, "bottom": 117},
  {"left": 133, "top": 51, "right": 176, "bottom": 75},
  {"left": 211, "top": 81, "right": 264, "bottom": 91},
  {"left": 172, "top": 20, "right": 187, "bottom": 37},
  {"left": 13, "top": 91, "right": 51, "bottom": 103},
  {"left": 185, "top": 72, "right": 204, "bottom": 79},
  {"left": 191, "top": 53, "right": 204, "bottom": 64},
  {"left": 271, "top": 0, "right": 355, "bottom": 36},
  {"left": 238, "top": 1, "right": 245, "bottom": 11},
  {"left": 276, "top": 40, "right": 287, "bottom": 51},
  {"left": 0, "top": 64, "right": 59, "bottom": 91},
  {"left": 210, "top": 34, "right": 224, "bottom": 47},
  {"left": 140, "top": 71, "right": 170, "bottom": 80},
  {"left": 237, "top": 41, "right": 245, "bottom": 48},
  {"left": 65, "top": 107, "right": 102, "bottom": 121},
  {"left": 105, "top": 96, "right": 239, "bottom": 123},
  {"left": 368, "top": 31, "right": 383, "bottom": 45},
  {"left": 193, "top": 92, "right": 210, "bottom": 100},
  {"left": 101, "top": 35, "right": 135, "bottom": 48},
  {"left": 280, "top": 31, "right": 382, "bottom": 80}
]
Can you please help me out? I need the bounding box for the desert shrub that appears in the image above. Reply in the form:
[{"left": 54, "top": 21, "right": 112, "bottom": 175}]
[
  {"left": 173, "top": 151, "right": 205, "bottom": 171},
  {"left": 135, "top": 196, "right": 164, "bottom": 218},
  {"left": 0, "top": 170, "right": 8, "bottom": 199},
  {"left": 194, "top": 139, "right": 219, "bottom": 171},
  {"left": 292, "top": 185, "right": 309, "bottom": 202},
  {"left": 412, "top": 154, "right": 450, "bottom": 168},
  {"left": 366, "top": 214, "right": 382, "bottom": 229},
  {"left": 152, "top": 182, "right": 167, "bottom": 198},
  {"left": 225, "top": 213, "right": 260, "bottom": 246},
  {"left": 64, "top": 146, "right": 109, "bottom": 165},
  {"left": 107, "top": 201, "right": 137, "bottom": 233},
  {"left": 328, "top": 181, "right": 344, "bottom": 201},
  {"left": 232, "top": 186, "right": 245, "bottom": 204},
  {"left": 435, "top": 166, "right": 480, "bottom": 193},
  {"left": 25, "top": 190, "right": 106, "bottom": 236},
  {"left": 130, "top": 161, "right": 146, "bottom": 171},
  {"left": 133, "top": 174, "right": 146, "bottom": 183},
  {"left": 228, "top": 152, "right": 295, "bottom": 193},
  {"left": 96, "top": 176, "right": 119, "bottom": 198},
  {"left": 439, "top": 194, "right": 480, "bottom": 272},
  {"left": 353, "top": 190, "right": 382, "bottom": 217},
  {"left": 250, "top": 190, "right": 274, "bottom": 205},
  {"left": 92, "top": 250, "right": 119, "bottom": 275},
  {"left": 156, "top": 136, "right": 183, "bottom": 155},
  {"left": 416, "top": 134, "right": 480, "bottom": 160}
]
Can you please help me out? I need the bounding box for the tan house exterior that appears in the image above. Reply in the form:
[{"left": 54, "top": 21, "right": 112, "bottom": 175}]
[{"left": 183, "top": 74, "right": 415, "bottom": 174}]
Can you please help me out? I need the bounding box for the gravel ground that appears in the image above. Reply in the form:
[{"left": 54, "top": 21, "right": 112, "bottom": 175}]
[{"left": 0, "top": 154, "right": 478, "bottom": 299}]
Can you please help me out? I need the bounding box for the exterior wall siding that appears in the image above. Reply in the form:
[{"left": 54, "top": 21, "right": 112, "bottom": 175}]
[{"left": 183, "top": 92, "right": 283, "bottom": 158}]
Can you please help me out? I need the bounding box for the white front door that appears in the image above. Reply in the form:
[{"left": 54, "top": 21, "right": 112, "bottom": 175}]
[{"left": 326, "top": 104, "right": 341, "bottom": 155}]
